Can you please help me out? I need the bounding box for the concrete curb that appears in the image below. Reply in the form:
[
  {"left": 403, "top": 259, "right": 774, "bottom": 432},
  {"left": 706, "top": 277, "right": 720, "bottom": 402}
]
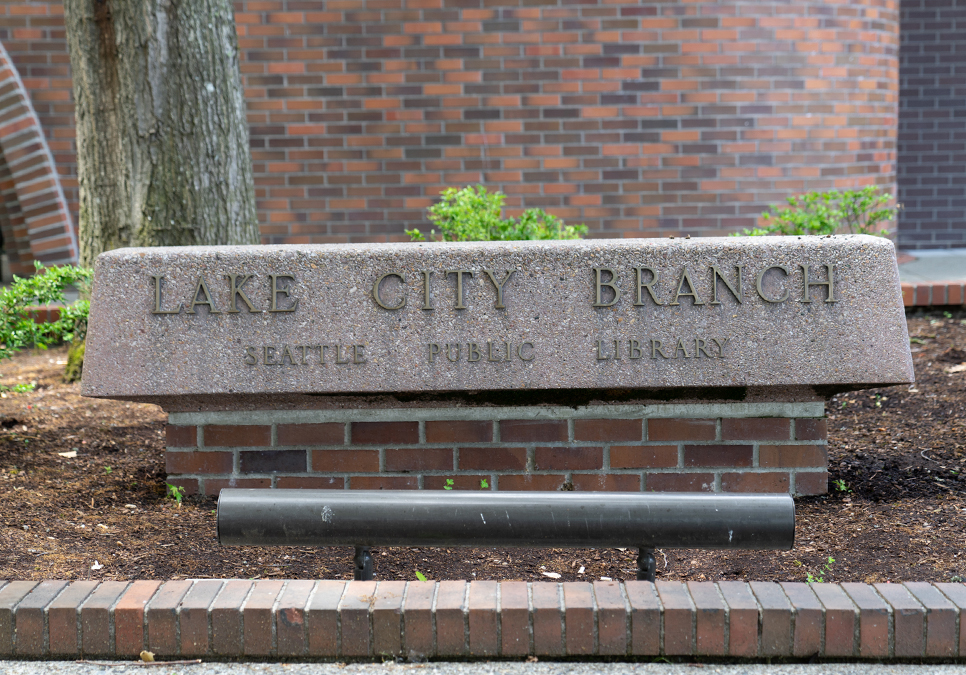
[
  {"left": 902, "top": 281, "right": 966, "bottom": 308},
  {"left": 1, "top": 579, "right": 964, "bottom": 661}
]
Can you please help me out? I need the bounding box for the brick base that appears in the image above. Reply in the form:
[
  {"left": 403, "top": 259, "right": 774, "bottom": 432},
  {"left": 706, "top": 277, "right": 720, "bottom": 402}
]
[
  {"left": 165, "top": 403, "right": 828, "bottom": 497},
  {"left": 1, "top": 579, "right": 964, "bottom": 659}
]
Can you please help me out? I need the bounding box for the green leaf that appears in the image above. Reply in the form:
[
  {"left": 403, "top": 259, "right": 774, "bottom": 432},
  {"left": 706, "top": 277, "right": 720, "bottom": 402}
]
[
  {"left": 165, "top": 483, "right": 186, "bottom": 505},
  {"left": 415, "top": 570, "right": 428, "bottom": 582}
]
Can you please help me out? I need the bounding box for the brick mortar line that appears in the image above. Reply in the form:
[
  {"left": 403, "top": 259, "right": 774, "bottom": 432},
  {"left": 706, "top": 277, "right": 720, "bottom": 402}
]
[
  {"left": 22, "top": 234, "right": 74, "bottom": 254},
  {"left": 713, "top": 581, "right": 730, "bottom": 657},
  {"left": 165, "top": 439, "right": 828, "bottom": 456},
  {"left": 294, "top": 580, "right": 314, "bottom": 658},
  {"left": 43, "top": 581, "right": 70, "bottom": 655},
  {"left": 174, "top": 579, "right": 194, "bottom": 657},
  {"left": 170, "top": 468, "right": 829, "bottom": 479},
  {"left": 181, "top": 440, "right": 827, "bottom": 451},
  {"left": 556, "top": 582, "right": 565, "bottom": 656},
  {"left": 684, "top": 582, "right": 698, "bottom": 657},
  {"left": 860, "top": 584, "right": 880, "bottom": 656},
  {"left": 618, "top": 579, "right": 632, "bottom": 657},
  {"left": 904, "top": 583, "right": 928, "bottom": 658},
  {"left": 429, "top": 580, "right": 440, "bottom": 657},
  {"left": 460, "top": 579, "right": 470, "bottom": 656},
  {"left": 205, "top": 580, "right": 228, "bottom": 659},
  {"left": 141, "top": 582, "right": 164, "bottom": 656},
  {"left": 657, "top": 582, "right": 671, "bottom": 656},
  {"left": 876, "top": 584, "right": 900, "bottom": 658},
  {"left": 591, "top": 581, "right": 601, "bottom": 656},
  {"left": 650, "top": 580, "right": 665, "bottom": 657},
  {"left": 270, "top": 580, "right": 285, "bottom": 657},
  {"left": 3, "top": 146, "right": 51, "bottom": 173},
  {"left": 10, "top": 166, "right": 62, "bottom": 191},
  {"left": 398, "top": 579, "right": 410, "bottom": 658},
  {"left": 0, "top": 117, "right": 39, "bottom": 143},
  {"left": 236, "top": 581, "right": 258, "bottom": 658},
  {"left": 69, "top": 582, "right": 98, "bottom": 657},
  {"left": 525, "top": 582, "right": 534, "bottom": 656},
  {"left": 917, "top": 584, "right": 933, "bottom": 656},
  {"left": 336, "top": 581, "right": 348, "bottom": 659},
  {"left": 743, "top": 581, "right": 765, "bottom": 657},
  {"left": 169, "top": 402, "right": 826, "bottom": 426},
  {"left": 494, "top": 581, "right": 502, "bottom": 657},
  {"left": 0, "top": 87, "right": 27, "bottom": 109},
  {"left": 935, "top": 584, "right": 963, "bottom": 656},
  {"left": 841, "top": 585, "right": 861, "bottom": 657},
  {"left": 107, "top": 581, "right": 131, "bottom": 657},
  {"left": 777, "top": 581, "right": 810, "bottom": 657}
]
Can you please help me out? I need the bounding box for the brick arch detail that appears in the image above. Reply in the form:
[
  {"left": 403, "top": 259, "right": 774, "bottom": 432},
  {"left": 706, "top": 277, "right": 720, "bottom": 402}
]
[{"left": 0, "top": 39, "right": 76, "bottom": 275}]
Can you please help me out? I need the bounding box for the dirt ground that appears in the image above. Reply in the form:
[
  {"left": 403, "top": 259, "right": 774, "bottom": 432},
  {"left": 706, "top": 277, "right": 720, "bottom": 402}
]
[{"left": 0, "top": 311, "right": 964, "bottom": 584}]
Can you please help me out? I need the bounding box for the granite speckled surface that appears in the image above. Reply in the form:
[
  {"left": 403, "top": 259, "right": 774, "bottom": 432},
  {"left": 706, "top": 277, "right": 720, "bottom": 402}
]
[{"left": 82, "top": 236, "right": 913, "bottom": 409}]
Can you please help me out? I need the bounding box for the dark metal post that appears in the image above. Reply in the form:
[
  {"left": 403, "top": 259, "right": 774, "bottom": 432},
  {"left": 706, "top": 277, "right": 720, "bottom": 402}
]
[
  {"left": 637, "top": 547, "right": 656, "bottom": 582},
  {"left": 353, "top": 546, "right": 373, "bottom": 580}
]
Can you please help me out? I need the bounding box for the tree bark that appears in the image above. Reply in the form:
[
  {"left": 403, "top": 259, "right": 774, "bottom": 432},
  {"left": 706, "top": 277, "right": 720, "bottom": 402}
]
[{"left": 65, "top": 0, "right": 259, "bottom": 266}]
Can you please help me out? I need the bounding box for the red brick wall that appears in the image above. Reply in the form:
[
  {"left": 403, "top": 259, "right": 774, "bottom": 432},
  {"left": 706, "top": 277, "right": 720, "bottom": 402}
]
[
  {"left": 0, "top": 38, "right": 76, "bottom": 272},
  {"left": 165, "top": 411, "right": 828, "bottom": 497},
  {"left": 0, "top": 0, "right": 897, "bottom": 243}
]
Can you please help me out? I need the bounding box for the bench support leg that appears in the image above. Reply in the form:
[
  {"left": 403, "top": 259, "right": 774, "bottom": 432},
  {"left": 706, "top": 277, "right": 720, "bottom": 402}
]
[
  {"left": 353, "top": 546, "right": 373, "bottom": 580},
  {"left": 637, "top": 547, "right": 656, "bottom": 582}
]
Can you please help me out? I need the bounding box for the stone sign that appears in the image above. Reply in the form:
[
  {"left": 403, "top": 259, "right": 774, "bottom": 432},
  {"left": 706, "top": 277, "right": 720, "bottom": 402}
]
[{"left": 82, "top": 235, "right": 913, "bottom": 408}]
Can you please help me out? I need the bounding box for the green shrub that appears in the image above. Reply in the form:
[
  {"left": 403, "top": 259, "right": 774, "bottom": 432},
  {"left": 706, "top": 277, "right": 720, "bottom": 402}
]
[
  {"left": 406, "top": 185, "right": 587, "bottom": 242},
  {"left": 734, "top": 186, "right": 895, "bottom": 237},
  {"left": 0, "top": 262, "right": 93, "bottom": 370}
]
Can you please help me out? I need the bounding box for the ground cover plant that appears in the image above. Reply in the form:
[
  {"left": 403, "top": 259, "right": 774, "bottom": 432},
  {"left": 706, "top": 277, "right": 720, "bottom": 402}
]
[
  {"left": 406, "top": 185, "right": 587, "bottom": 242},
  {"left": 734, "top": 186, "right": 895, "bottom": 237},
  {"left": 0, "top": 311, "right": 963, "bottom": 583},
  {"left": 0, "top": 262, "right": 91, "bottom": 384}
]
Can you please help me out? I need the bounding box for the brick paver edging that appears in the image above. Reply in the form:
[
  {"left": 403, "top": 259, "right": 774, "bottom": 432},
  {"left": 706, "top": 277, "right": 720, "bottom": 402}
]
[
  {"left": 902, "top": 281, "right": 966, "bottom": 308},
  {"left": 1, "top": 579, "right": 965, "bottom": 661}
]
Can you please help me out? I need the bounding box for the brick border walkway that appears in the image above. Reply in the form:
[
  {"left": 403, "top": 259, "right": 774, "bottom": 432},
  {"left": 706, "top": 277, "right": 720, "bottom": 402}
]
[
  {"left": 902, "top": 281, "right": 966, "bottom": 308},
  {"left": 1, "top": 579, "right": 964, "bottom": 660}
]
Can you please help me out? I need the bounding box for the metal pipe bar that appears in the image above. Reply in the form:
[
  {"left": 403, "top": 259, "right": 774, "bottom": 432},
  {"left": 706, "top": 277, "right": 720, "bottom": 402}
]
[{"left": 217, "top": 490, "right": 795, "bottom": 550}]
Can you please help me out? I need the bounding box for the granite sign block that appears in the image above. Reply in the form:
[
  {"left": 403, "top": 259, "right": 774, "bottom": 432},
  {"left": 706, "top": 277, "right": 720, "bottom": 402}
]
[{"left": 82, "top": 236, "right": 913, "bottom": 409}]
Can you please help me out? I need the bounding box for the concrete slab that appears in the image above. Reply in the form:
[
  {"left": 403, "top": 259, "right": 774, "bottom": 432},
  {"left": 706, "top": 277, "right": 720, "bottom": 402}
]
[{"left": 897, "top": 248, "right": 966, "bottom": 283}]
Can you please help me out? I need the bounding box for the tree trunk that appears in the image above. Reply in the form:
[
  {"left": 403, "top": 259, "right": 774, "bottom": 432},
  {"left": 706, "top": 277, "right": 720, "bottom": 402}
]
[{"left": 65, "top": 0, "right": 259, "bottom": 266}]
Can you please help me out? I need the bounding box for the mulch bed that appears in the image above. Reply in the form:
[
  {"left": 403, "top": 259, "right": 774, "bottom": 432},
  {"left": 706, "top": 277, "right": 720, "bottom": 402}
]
[{"left": 0, "top": 311, "right": 964, "bottom": 584}]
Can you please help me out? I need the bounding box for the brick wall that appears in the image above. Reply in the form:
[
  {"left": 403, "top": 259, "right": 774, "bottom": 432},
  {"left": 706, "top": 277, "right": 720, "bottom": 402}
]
[
  {"left": 0, "top": 39, "right": 76, "bottom": 272},
  {"left": 0, "top": 0, "right": 897, "bottom": 244},
  {"left": 165, "top": 403, "right": 828, "bottom": 497},
  {"left": 898, "top": 0, "right": 966, "bottom": 250}
]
